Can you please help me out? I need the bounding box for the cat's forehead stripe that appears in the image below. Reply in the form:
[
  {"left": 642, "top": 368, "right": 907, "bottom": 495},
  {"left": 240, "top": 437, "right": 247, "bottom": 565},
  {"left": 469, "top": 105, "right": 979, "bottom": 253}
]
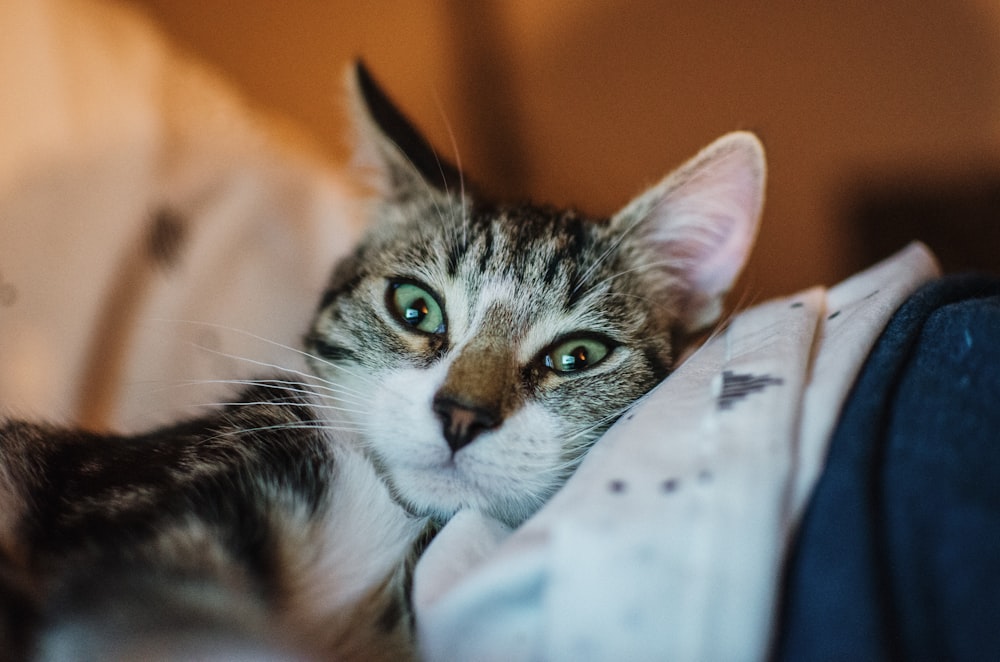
[{"left": 462, "top": 205, "right": 604, "bottom": 287}]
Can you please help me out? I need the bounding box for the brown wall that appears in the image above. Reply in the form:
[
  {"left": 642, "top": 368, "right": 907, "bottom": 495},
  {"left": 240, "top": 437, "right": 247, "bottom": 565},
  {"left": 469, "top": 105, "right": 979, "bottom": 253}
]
[{"left": 129, "top": 0, "right": 1000, "bottom": 298}]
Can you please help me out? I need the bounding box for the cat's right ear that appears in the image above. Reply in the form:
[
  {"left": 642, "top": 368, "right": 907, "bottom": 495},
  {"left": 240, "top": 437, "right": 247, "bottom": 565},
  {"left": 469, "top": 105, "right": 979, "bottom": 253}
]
[
  {"left": 611, "top": 132, "right": 766, "bottom": 335},
  {"left": 347, "top": 61, "right": 463, "bottom": 203}
]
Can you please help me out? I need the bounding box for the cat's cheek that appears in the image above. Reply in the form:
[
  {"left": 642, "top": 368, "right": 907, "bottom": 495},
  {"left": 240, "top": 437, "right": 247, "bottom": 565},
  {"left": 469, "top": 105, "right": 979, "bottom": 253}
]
[{"left": 365, "top": 365, "right": 451, "bottom": 465}]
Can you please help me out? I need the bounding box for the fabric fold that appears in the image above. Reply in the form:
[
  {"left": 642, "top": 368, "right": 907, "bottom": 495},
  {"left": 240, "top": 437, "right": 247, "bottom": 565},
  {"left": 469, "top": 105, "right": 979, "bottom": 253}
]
[{"left": 418, "top": 242, "right": 940, "bottom": 661}]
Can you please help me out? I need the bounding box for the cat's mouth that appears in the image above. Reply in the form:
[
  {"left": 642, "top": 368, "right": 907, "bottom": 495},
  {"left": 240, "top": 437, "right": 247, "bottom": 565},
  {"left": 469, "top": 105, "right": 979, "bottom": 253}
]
[
  {"left": 376, "top": 447, "right": 510, "bottom": 520},
  {"left": 402, "top": 449, "right": 484, "bottom": 487}
]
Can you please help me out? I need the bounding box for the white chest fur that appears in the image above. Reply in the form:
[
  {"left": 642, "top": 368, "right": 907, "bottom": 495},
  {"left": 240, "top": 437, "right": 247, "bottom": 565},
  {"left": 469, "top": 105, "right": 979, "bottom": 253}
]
[{"left": 273, "top": 440, "right": 424, "bottom": 641}]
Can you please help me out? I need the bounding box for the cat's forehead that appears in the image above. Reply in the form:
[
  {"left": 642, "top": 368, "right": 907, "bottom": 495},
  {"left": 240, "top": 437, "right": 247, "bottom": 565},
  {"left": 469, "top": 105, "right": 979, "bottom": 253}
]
[
  {"left": 456, "top": 203, "right": 608, "bottom": 278},
  {"left": 422, "top": 203, "right": 622, "bottom": 336}
]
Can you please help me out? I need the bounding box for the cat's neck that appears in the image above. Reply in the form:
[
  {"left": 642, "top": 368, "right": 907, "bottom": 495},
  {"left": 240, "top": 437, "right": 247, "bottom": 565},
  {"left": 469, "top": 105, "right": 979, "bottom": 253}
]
[{"left": 274, "top": 437, "right": 426, "bottom": 654}]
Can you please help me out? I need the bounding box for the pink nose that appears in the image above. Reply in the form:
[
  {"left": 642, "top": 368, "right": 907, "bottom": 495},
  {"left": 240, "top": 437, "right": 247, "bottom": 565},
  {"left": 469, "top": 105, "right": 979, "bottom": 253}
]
[{"left": 432, "top": 395, "right": 500, "bottom": 452}]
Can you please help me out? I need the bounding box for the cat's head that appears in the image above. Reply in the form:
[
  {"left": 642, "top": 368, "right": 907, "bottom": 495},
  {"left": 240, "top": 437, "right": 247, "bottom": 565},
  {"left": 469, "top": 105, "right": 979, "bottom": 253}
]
[{"left": 306, "top": 63, "right": 765, "bottom": 527}]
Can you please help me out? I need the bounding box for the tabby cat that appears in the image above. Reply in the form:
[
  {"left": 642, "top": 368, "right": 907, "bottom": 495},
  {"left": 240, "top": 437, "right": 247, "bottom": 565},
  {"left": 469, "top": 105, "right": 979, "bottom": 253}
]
[{"left": 0, "top": 63, "right": 765, "bottom": 660}]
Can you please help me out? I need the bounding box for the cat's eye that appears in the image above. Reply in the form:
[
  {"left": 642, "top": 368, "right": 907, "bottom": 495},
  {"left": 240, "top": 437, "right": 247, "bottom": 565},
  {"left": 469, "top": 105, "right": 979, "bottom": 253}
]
[
  {"left": 388, "top": 281, "right": 446, "bottom": 335},
  {"left": 543, "top": 337, "right": 611, "bottom": 373}
]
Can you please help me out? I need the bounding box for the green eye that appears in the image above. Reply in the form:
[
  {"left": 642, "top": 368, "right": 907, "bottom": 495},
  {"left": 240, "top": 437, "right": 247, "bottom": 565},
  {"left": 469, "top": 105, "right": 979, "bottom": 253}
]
[
  {"left": 389, "top": 282, "right": 446, "bottom": 334},
  {"left": 543, "top": 337, "right": 611, "bottom": 373}
]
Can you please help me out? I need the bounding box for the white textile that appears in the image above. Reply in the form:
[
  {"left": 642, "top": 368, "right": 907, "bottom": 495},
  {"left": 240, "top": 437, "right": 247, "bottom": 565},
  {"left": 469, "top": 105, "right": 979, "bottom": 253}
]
[{"left": 417, "top": 243, "right": 940, "bottom": 661}]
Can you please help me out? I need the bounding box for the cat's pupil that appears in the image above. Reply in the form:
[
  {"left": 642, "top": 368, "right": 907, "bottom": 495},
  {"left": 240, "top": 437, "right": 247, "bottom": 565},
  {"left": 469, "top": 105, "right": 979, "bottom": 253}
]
[
  {"left": 562, "top": 346, "right": 589, "bottom": 370},
  {"left": 404, "top": 299, "right": 428, "bottom": 324}
]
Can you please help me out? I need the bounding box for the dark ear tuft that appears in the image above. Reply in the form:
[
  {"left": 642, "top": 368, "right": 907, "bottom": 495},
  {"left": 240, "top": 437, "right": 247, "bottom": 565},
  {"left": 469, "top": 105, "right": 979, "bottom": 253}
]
[{"left": 353, "top": 61, "right": 463, "bottom": 195}]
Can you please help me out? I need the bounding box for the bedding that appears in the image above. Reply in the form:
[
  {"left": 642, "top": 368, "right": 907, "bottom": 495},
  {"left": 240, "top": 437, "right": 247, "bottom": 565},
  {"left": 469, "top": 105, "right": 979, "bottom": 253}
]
[{"left": 415, "top": 243, "right": 940, "bottom": 660}]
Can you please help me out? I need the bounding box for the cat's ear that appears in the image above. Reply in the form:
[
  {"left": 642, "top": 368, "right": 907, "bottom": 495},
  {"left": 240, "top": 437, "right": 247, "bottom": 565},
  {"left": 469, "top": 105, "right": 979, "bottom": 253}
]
[
  {"left": 611, "top": 132, "right": 765, "bottom": 334},
  {"left": 347, "top": 61, "right": 463, "bottom": 202}
]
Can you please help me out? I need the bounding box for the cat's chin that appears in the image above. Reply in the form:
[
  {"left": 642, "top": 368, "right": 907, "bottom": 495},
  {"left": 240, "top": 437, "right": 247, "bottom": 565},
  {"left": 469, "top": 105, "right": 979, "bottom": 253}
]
[{"left": 374, "top": 451, "right": 548, "bottom": 528}]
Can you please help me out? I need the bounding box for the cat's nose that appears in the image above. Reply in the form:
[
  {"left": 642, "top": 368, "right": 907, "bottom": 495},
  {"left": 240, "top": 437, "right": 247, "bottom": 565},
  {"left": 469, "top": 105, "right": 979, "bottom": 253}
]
[{"left": 432, "top": 394, "right": 500, "bottom": 453}]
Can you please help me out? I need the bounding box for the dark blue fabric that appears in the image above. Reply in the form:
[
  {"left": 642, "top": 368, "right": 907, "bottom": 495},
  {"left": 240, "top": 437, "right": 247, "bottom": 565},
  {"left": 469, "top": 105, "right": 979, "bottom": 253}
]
[{"left": 774, "top": 275, "right": 1000, "bottom": 662}]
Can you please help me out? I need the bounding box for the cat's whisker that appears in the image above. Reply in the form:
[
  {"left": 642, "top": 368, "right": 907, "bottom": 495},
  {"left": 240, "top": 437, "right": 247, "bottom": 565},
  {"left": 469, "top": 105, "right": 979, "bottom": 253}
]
[
  {"left": 571, "top": 196, "right": 665, "bottom": 297},
  {"left": 572, "top": 236, "right": 627, "bottom": 297},
  {"left": 301, "top": 358, "right": 419, "bottom": 410},
  {"left": 188, "top": 341, "right": 333, "bottom": 385},
  {"left": 676, "top": 286, "right": 759, "bottom": 364},
  {"left": 600, "top": 291, "right": 679, "bottom": 321},
  {"left": 559, "top": 396, "right": 648, "bottom": 452},
  {"left": 190, "top": 340, "right": 381, "bottom": 398},
  {"left": 262, "top": 376, "right": 368, "bottom": 400},
  {"left": 235, "top": 376, "right": 369, "bottom": 405},
  {"left": 369, "top": 100, "right": 473, "bottom": 244},
  {"left": 575, "top": 257, "right": 681, "bottom": 302},
  {"left": 559, "top": 421, "right": 613, "bottom": 452},
  {"left": 166, "top": 377, "right": 367, "bottom": 408},
  {"left": 138, "top": 382, "right": 369, "bottom": 424},
  {"left": 297, "top": 349, "right": 424, "bottom": 409},
  {"left": 194, "top": 399, "right": 370, "bottom": 417},
  {"left": 728, "top": 285, "right": 762, "bottom": 318},
  {"left": 431, "top": 90, "right": 469, "bottom": 242},
  {"left": 153, "top": 318, "right": 305, "bottom": 357},
  {"left": 154, "top": 318, "right": 381, "bottom": 392},
  {"left": 299, "top": 350, "right": 381, "bottom": 390},
  {"left": 175, "top": 374, "right": 358, "bottom": 397},
  {"left": 204, "top": 421, "right": 368, "bottom": 445},
  {"left": 375, "top": 131, "right": 455, "bottom": 229}
]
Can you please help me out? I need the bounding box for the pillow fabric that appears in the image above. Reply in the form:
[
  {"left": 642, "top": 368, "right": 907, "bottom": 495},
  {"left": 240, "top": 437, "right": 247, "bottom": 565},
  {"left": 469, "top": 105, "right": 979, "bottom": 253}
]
[
  {"left": 416, "top": 243, "right": 941, "bottom": 661},
  {"left": 0, "top": 0, "right": 360, "bottom": 430}
]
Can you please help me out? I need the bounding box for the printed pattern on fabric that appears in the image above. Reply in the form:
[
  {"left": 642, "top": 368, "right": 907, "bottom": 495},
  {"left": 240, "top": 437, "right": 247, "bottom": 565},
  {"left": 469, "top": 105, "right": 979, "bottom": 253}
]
[{"left": 716, "top": 371, "right": 785, "bottom": 410}]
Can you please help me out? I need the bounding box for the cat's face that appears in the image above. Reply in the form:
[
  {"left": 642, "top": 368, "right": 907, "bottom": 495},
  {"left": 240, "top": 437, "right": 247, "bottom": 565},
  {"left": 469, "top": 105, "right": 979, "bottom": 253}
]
[
  {"left": 309, "top": 198, "right": 671, "bottom": 527},
  {"left": 306, "top": 63, "right": 765, "bottom": 527}
]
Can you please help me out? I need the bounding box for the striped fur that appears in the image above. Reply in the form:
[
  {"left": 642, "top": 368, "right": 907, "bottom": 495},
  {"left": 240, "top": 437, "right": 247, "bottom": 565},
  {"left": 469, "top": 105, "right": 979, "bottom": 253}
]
[{"left": 0, "top": 62, "right": 765, "bottom": 659}]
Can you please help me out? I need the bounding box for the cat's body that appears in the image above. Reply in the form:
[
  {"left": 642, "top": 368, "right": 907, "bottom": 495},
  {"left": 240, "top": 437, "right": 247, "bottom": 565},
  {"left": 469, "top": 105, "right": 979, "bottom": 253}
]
[
  {"left": 0, "top": 382, "right": 422, "bottom": 659},
  {"left": 0, "top": 63, "right": 765, "bottom": 659}
]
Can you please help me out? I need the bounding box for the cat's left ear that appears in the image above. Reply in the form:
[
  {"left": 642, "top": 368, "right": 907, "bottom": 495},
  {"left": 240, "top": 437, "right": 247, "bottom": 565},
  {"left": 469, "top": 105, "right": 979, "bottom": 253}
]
[
  {"left": 611, "top": 132, "right": 765, "bottom": 334},
  {"left": 347, "top": 61, "right": 464, "bottom": 203}
]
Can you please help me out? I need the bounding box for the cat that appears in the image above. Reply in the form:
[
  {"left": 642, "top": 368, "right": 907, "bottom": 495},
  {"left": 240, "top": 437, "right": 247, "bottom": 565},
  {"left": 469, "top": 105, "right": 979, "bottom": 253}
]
[{"left": 0, "top": 62, "right": 765, "bottom": 660}]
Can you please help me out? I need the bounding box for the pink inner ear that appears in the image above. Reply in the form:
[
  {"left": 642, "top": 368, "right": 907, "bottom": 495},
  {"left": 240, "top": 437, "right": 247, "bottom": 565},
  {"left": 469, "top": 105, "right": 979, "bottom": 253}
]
[
  {"left": 648, "top": 133, "right": 765, "bottom": 297},
  {"left": 613, "top": 132, "right": 765, "bottom": 331},
  {"left": 671, "top": 171, "right": 762, "bottom": 296}
]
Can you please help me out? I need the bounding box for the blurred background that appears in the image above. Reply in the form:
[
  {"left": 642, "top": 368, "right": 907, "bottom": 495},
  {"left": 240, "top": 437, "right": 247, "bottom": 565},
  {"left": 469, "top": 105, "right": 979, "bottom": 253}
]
[{"left": 129, "top": 0, "right": 1000, "bottom": 300}]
